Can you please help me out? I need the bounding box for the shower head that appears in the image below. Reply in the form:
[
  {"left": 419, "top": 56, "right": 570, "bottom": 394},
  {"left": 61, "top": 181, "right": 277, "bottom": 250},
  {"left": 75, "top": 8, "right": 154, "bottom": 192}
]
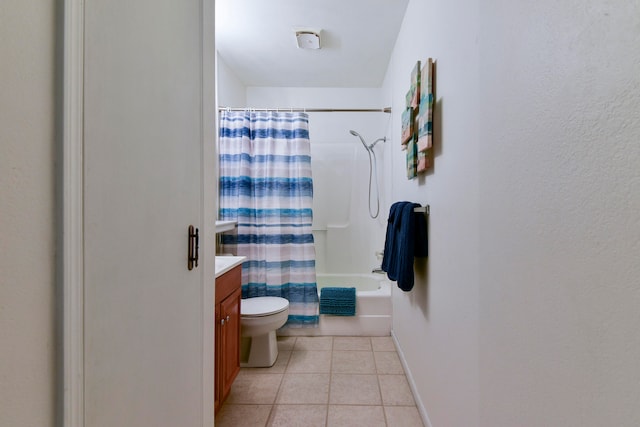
[
  {"left": 349, "top": 130, "right": 368, "bottom": 150},
  {"left": 349, "top": 130, "right": 386, "bottom": 151}
]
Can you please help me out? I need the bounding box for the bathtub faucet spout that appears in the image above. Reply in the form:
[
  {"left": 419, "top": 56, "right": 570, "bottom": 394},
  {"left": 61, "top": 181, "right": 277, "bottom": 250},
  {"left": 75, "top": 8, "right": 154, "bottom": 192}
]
[{"left": 371, "top": 268, "right": 385, "bottom": 274}]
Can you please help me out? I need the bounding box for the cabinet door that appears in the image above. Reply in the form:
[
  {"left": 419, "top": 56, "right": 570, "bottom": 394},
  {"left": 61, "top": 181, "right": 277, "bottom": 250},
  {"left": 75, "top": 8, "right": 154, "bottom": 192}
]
[
  {"left": 214, "top": 302, "right": 221, "bottom": 414},
  {"left": 220, "top": 288, "right": 241, "bottom": 400}
]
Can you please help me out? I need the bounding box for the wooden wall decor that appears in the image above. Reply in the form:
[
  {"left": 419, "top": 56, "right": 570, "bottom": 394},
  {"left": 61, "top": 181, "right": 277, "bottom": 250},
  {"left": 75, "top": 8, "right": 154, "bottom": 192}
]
[{"left": 402, "top": 58, "right": 435, "bottom": 179}]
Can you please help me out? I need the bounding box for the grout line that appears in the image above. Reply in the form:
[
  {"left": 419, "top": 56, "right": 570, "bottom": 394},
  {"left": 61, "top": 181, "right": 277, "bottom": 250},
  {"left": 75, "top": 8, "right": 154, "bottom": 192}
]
[
  {"left": 266, "top": 338, "right": 293, "bottom": 427},
  {"left": 375, "top": 364, "right": 386, "bottom": 416},
  {"left": 264, "top": 405, "right": 274, "bottom": 427},
  {"left": 325, "top": 337, "right": 333, "bottom": 426}
]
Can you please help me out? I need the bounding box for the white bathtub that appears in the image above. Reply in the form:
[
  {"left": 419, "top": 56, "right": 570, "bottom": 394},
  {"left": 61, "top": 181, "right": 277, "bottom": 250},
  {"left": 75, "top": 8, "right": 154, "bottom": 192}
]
[{"left": 279, "top": 273, "right": 392, "bottom": 337}]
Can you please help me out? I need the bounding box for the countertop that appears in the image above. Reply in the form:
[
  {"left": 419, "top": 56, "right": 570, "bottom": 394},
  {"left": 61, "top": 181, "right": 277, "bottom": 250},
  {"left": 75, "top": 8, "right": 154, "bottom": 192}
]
[
  {"left": 215, "top": 220, "right": 237, "bottom": 233},
  {"left": 214, "top": 255, "right": 246, "bottom": 278}
]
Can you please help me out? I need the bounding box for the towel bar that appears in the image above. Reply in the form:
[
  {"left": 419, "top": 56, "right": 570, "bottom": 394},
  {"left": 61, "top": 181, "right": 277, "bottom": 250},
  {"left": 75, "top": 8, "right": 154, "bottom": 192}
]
[{"left": 414, "top": 205, "right": 430, "bottom": 215}]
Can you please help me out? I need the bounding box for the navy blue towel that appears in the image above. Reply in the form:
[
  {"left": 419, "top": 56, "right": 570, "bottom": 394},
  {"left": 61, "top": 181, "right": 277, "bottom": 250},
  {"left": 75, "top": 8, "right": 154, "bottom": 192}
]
[
  {"left": 319, "top": 287, "right": 356, "bottom": 316},
  {"left": 381, "top": 201, "right": 428, "bottom": 291},
  {"left": 381, "top": 202, "right": 404, "bottom": 279}
]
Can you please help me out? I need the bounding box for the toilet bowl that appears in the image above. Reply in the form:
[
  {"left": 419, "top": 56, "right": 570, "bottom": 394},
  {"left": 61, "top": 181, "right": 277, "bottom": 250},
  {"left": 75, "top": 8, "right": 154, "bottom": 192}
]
[{"left": 240, "top": 296, "right": 289, "bottom": 368}]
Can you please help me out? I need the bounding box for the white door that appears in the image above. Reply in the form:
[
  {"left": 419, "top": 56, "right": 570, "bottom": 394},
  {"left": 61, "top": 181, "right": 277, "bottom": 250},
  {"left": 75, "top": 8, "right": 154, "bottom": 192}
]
[{"left": 82, "top": 0, "right": 215, "bottom": 426}]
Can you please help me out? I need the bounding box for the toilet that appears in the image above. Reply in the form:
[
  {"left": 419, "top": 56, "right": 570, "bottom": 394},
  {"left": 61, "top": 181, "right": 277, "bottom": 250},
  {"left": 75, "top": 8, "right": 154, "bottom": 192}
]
[{"left": 240, "top": 296, "right": 289, "bottom": 367}]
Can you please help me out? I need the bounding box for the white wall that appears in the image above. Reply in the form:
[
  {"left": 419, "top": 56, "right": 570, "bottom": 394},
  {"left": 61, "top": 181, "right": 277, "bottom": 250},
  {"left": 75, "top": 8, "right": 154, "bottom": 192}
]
[
  {"left": 386, "top": 0, "right": 640, "bottom": 426},
  {"left": 382, "top": 0, "right": 480, "bottom": 425},
  {"left": 0, "top": 1, "right": 57, "bottom": 425},
  {"left": 247, "top": 87, "right": 390, "bottom": 274},
  {"left": 477, "top": 1, "right": 640, "bottom": 426},
  {"left": 216, "top": 54, "right": 246, "bottom": 107}
]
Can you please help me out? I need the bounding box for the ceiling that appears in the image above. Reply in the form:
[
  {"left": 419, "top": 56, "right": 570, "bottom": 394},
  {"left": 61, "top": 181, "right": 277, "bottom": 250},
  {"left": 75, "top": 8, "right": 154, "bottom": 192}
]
[{"left": 215, "top": 0, "right": 410, "bottom": 88}]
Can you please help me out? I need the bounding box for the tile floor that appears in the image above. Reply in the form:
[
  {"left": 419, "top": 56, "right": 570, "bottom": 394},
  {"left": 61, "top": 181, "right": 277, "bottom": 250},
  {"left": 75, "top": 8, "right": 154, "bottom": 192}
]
[{"left": 215, "top": 336, "right": 425, "bottom": 427}]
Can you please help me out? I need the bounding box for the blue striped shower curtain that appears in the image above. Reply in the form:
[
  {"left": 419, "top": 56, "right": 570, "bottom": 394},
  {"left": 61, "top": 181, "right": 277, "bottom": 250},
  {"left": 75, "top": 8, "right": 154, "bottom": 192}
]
[{"left": 218, "top": 111, "right": 319, "bottom": 328}]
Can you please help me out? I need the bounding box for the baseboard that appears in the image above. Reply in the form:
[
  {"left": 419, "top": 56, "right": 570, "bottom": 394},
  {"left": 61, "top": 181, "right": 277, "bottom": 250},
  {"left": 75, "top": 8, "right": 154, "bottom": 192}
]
[{"left": 391, "top": 330, "right": 433, "bottom": 427}]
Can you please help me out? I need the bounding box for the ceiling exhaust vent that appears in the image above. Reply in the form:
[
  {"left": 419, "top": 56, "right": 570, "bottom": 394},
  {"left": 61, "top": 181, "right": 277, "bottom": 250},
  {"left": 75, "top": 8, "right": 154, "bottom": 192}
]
[{"left": 295, "top": 30, "right": 321, "bottom": 49}]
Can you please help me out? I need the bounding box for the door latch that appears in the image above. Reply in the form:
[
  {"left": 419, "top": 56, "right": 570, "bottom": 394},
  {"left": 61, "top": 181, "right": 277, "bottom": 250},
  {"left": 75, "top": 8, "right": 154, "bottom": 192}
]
[{"left": 188, "top": 225, "right": 199, "bottom": 270}]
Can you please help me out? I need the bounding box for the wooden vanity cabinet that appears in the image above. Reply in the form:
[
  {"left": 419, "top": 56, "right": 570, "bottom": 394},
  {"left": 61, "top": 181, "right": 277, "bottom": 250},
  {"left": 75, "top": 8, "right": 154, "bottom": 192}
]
[{"left": 214, "top": 264, "right": 242, "bottom": 414}]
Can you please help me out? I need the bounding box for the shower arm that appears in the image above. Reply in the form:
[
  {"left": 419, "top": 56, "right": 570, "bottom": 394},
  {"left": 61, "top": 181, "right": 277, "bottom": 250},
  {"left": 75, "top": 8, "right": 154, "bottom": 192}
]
[{"left": 368, "top": 137, "right": 386, "bottom": 150}]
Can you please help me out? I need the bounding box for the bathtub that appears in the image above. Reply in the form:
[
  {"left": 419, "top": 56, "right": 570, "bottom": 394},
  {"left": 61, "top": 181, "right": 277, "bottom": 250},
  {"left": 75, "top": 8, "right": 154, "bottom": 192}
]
[{"left": 279, "top": 273, "right": 392, "bottom": 337}]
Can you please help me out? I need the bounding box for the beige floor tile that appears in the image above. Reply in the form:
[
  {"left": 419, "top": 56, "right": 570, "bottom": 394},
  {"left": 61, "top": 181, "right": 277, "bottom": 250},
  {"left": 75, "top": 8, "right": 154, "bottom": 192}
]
[
  {"left": 241, "top": 351, "right": 291, "bottom": 374},
  {"left": 267, "top": 404, "right": 327, "bottom": 427},
  {"left": 378, "top": 375, "right": 415, "bottom": 406},
  {"left": 293, "top": 336, "right": 333, "bottom": 351},
  {"left": 286, "top": 350, "right": 332, "bottom": 373},
  {"left": 215, "top": 404, "right": 271, "bottom": 427},
  {"left": 333, "top": 336, "right": 372, "bottom": 351},
  {"left": 276, "top": 373, "right": 330, "bottom": 404},
  {"left": 219, "top": 336, "right": 423, "bottom": 427},
  {"left": 226, "top": 373, "right": 283, "bottom": 404},
  {"left": 374, "top": 351, "right": 404, "bottom": 374},
  {"left": 277, "top": 336, "right": 296, "bottom": 351},
  {"left": 384, "top": 406, "right": 425, "bottom": 426},
  {"left": 327, "top": 405, "right": 386, "bottom": 427},
  {"left": 332, "top": 350, "right": 376, "bottom": 374},
  {"left": 329, "top": 374, "right": 381, "bottom": 405},
  {"left": 371, "top": 336, "right": 396, "bottom": 352}
]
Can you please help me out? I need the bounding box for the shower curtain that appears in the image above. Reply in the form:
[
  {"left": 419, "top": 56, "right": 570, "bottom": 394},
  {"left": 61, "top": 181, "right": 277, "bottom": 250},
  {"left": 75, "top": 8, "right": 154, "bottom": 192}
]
[{"left": 218, "top": 110, "right": 319, "bottom": 327}]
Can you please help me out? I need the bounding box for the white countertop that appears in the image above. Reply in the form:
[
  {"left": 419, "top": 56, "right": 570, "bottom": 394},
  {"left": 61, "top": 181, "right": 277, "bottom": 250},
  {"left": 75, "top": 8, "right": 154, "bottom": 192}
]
[
  {"left": 214, "top": 255, "right": 246, "bottom": 278},
  {"left": 215, "top": 220, "right": 237, "bottom": 233}
]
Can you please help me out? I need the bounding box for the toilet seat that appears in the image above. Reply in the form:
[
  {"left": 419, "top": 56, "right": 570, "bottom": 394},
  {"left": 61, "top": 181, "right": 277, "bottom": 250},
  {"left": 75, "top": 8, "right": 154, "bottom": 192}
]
[{"left": 241, "top": 297, "right": 289, "bottom": 317}]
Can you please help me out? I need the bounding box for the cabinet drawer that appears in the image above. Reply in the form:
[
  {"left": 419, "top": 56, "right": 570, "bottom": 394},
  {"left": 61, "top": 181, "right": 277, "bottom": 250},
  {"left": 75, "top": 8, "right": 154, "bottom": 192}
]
[{"left": 215, "top": 264, "right": 242, "bottom": 304}]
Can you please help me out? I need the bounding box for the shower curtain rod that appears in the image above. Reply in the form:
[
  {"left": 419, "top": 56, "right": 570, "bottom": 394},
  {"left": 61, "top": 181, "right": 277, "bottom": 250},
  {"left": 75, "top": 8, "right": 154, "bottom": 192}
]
[{"left": 218, "top": 106, "right": 392, "bottom": 114}]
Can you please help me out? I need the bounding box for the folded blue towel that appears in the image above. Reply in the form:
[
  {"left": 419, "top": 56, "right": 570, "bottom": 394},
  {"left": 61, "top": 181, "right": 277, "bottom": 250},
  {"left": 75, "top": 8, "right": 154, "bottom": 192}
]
[{"left": 319, "top": 287, "right": 356, "bottom": 316}]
